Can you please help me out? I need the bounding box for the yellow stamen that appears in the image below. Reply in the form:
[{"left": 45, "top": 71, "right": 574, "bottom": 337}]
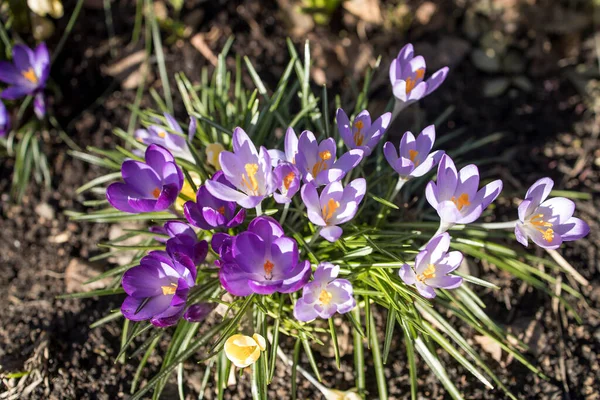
[
  {"left": 157, "top": 131, "right": 166, "bottom": 138},
  {"left": 416, "top": 264, "right": 436, "bottom": 283},
  {"left": 529, "top": 214, "right": 554, "bottom": 242},
  {"left": 318, "top": 289, "right": 333, "bottom": 305},
  {"left": 161, "top": 282, "right": 178, "bottom": 295},
  {"left": 136, "top": 137, "right": 145, "bottom": 143},
  {"left": 408, "top": 149, "right": 419, "bottom": 164},
  {"left": 241, "top": 163, "right": 259, "bottom": 195},
  {"left": 263, "top": 260, "right": 274, "bottom": 279},
  {"left": 217, "top": 206, "right": 225, "bottom": 215},
  {"left": 152, "top": 187, "right": 161, "bottom": 199},
  {"left": 283, "top": 171, "right": 295, "bottom": 191},
  {"left": 22, "top": 68, "right": 38, "bottom": 84},
  {"left": 322, "top": 198, "right": 340, "bottom": 223},
  {"left": 311, "top": 151, "right": 332, "bottom": 177},
  {"left": 451, "top": 193, "right": 471, "bottom": 211}
]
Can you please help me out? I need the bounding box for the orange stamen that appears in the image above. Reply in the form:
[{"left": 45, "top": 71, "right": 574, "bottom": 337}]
[
  {"left": 157, "top": 131, "right": 166, "bottom": 138},
  {"left": 416, "top": 264, "right": 436, "bottom": 283},
  {"left": 217, "top": 206, "right": 226, "bottom": 215},
  {"left": 263, "top": 260, "right": 274, "bottom": 279},
  {"left": 283, "top": 171, "right": 295, "bottom": 191},
  {"left": 311, "top": 151, "right": 332, "bottom": 177},
  {"left": 318, "top": 289, "right": 333, "bottom": 305},
  {"left": 529, "top": 214, "right": 554, "bottom": 242},
  {"left": 152, "top": 187, "right": 161, "bottom": 198},
  {"left": 408, "top": 149, "right": 419, "bottom": 164},
  {"left": 161, "top": 282, "right": 178, "bottom": 295},
  {"left": 451, "top": 193, "right": 471, "bottom": 211},
  {"left": 22, "top": 68, "right": 38, "bottom": 84},
  {"left": 321, "top": 198, "right": 340, "bottom": 223}
]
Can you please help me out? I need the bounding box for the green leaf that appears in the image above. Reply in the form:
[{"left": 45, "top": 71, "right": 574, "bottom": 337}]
[
  {"left": 414, "top": 337, "right": 463, "bottom": 400},
  {"left": 328, "top": 318, "right": 341, "bottom": 369},
  {"left": 369, "top": 309, "right": 388, "bottom": 399}
]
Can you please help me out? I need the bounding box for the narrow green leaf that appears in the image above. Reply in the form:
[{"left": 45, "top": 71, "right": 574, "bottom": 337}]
[
  {"left": 300, "top": 332, "right": 321, "bottom": 382},
  {"left": 414, "top": 337, "right": 463, "bottom": 400},
  {"left": 369, "top": 310, "right": 388, "bottom": 400},
  {"left": 328, "top": 318, "right": 341, "bottom": 369}
]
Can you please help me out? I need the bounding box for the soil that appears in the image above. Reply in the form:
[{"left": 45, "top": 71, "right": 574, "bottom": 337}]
[{"left": 1, "top": 0, "right": 599, "bottom": 399}]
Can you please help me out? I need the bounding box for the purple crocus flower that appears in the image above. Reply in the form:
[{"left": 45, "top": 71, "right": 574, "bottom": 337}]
[
  {"left": 301, "top": 178, "right": 367, "bottom": 242},
  {"left": 390, "top": 43, "right": 449, "bottom": 114},
  {"left": 135, "top": 113, "right": 194, "bottom": 162},
  {"left": 205, "top": 127, "right": 278, "bottom": 209},
  {"left": 293, "top": 262, "right": 356, "bottom": 322},
  {"left": 211, "top": 232, "right": 235, "bottom": 267},
  {"left": 273, "top": 162, "right": 301, "bottom": 204},
  {"left": 399, "top": 233, "right": 463, "bottom": 299},
  {"left": 153, "top": 221, "right": 208, "bottom": 265},
  {"left": 218, "top": 216, "right": 311, "bottom": 296},
  {"left": 425, "top": 155, "right": 503, "bottom": 228},
  {"left": 0, "top": 43, "right": 50, "bottom": 119},
  {"left": 121, "top": 250, "right": 196, "bottom": 327},
  {"left": 183, "top": 302, "right": 215, "bottom": 323},
  {"left": 268, "top": 127, "right": 299, "bottom": 165},
  {"left": 295, "top": 130, "right": 363, "bottom": 186},
  {"left": 0, "top": 101, "right": 9, "bottom": 137},
  {"left": 106, "top": 144, "right": 184, "bottom": 213},
  {"left": 184, "top": 171, "right": 246, "bottom": 230},
  {"left": 336, "top": 109, "right": 392, "bottom": 157},
  {"left": 515, "top": 177, "right": 590, "bottom": 249},
  {"left": 383, "top": 125, "right": 444, "bottom": 181}
]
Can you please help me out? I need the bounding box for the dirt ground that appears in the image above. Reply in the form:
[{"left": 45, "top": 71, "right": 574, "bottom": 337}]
[{"left": 1, "top": 0, "right": 599, "bottom": 399}]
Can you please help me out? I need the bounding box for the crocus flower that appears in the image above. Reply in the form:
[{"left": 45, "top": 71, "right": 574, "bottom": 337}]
[
  {"left": 0, "top": 43, "right": 49, "bottom": 119},
  {"left": 184, "top": 171, "right": 246, "bottom": 230},
  {"left": 160, "top": 221, "right": 208, "bottom": 265},
  {"left": 295, "top": 130, "right": 363, "bottom": 186},
  {"left": 218, "top": 216, "right": 311, "bottom": 296},
  {"left": 390, "top": 43, "right": 449, "bottom": 114},
  {"left": 294, "top": 262, "right": 356, "bottom": 322},
  {"left": 28, "top": 0, "right": 64, "bottom": 18},
  {"left": 301, "top": 179, "right": 366, "bottom": 242},
  {"left": 399, "top": 233, "right": 463, "bottom": 298},
  {"left": 273, "top": 162, "right": 301, "bottom": 204},
  {"left": 211, "top": 232, "right": 234, "bottom": 267},
  {"left": 121, "top": 250, "right": 196, "bottom": 327},
  {"left": 206, "top": 127, "right": 278, "bottom": 209},
  {"left": 268, "top": 127, "right": 299, "bottom": 165},
  {"left": 224, "top": 333, "right": 266, "bottom": 368},
  {"left": 0, "top": 101, "right": 9, "bottom": 137},
  {"left": 425, "top": 154, "right": 502, "bottom": 228},
  {"left": 135, "top": 113, "right": 194, "bottom": 162},
  {"left": 183, "top": 302, "right": 215, "bottom": 323},
  {"left": 383, "top": 125, "right": 444, "bottom": 181},
  {"left": 106, "top": 144, "right": 184, "bottom": 213},
  {"left": 515, "top": 177, "right": 590, "bottom": 249},
  {"left": 336, "top": 108, "right": 392, "bottom": 156},
  {"left": 206, "top": 143, "right": 225, "bottom": 170}
]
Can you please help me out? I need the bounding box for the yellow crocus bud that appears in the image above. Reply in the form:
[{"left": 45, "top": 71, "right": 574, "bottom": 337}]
[
  {"left": 28, "top": 0, "right": 64, "bottom": 18},
  {"left": 175, "top": 171, "right": 201, "bottom": 211},
  {"left": 206, "top": 143, "right": 225, "bottom": 171},
  {"left": 224, "top": 333, "right": 266, "bottom": 368}
]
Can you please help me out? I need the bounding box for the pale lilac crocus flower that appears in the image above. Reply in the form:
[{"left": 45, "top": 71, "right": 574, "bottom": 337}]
[
  {"left": 294, "top": 262, "right": 356, "bottom": 322},
  {"left": 426, "top": 155, "right": 502, "bottom": 230},
  {"left": 273, "top": 162, "right": 301, "bottom": 204},
  {"left": 515, "top": 177, "right": 590, "bottom": 249},
  {"left": 301, "top": 178, "right": 366, "bottom": 242},
  {"left": 383, "top": 125, "right": 444, "bottom": 183},
  {"left": 390, "top": 43, "right": 449, "bottom": 117},
  {"left": 336, "top": 108, "right": 392, "bottom": 156},
  {"left": 135, "top": 113, "right": 194, "bottom": 162},
  {"left": 205, "top": 127, "right": 278, "bottom": 209},
  {"left": 295, "top": 130, "right": 363, "bottom": 186},
  {"left": 399, "top": 233, "right": 463, "bottom": 298},
  {"left": 268, "top": 127, "right": 299, "bottom": 165}
]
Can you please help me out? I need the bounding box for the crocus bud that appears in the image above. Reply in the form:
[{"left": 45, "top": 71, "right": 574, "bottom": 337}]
[{"left": 224, "top": 333, "right": 267, "bottom": 368}]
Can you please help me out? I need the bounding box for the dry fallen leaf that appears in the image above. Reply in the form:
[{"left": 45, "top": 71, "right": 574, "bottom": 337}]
[
  {"left": 343, "top": 0, "right": 383, "bottom": 25},
  {"left": 474, "top": 335, "right": 502, "bottom": 362}
]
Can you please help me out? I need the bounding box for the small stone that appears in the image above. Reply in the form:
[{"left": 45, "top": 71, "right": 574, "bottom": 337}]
[
  {"left": 65, "top": 259, "right": 113, "bottom": 293},
  {"left": 35, "top": 203, "right": 55, "bottom": 220}
]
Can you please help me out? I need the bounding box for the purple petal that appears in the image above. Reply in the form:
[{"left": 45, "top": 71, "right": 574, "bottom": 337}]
[
  {"left": 320, "top": 226, "right": 343, "bottom": 242},
  {"left": 314, "top": 262, "right": 339, "bottom": 283},
  {"left": 336, "top": 108, "right": 352, "bottom": 147},
  {"left": 121, "top": 295, "right": 172, "bottom": 322},
  {"left": 184, "top": 303, "right": 215, "bottom": 322},
  {"left": 515, "top": 223, "right": 529, "bottom": 247},
  {"left": 279, "top": 260, "right": 311, "bottom": 293},
  {"left": 294, "top": 298, "right": 319, "bottom": 322},
  {"left": 301, "top": 183, "right": 326, "bottom": 226},
  {"left": 427, "top": 275, "right": 462, "bottom": 289},
  {"left": 525, "top": 177, "right": 554, "bottom": 207},
  {"left": 399, "top": 264, "right": 416, "bottom": 285},
  {"left": 205, "top": 180, "right": 249, "bottom": 204},
  {"left": 34, "top": 93, "right": 46, "bottom": 119},
  {"left": 106, "top": 182, "right": 140, "bottom": 213},
  {"left": 415, "top": 282, "right": 436, "bottom": 299},
  {"left": 556, "top": 217, "right": 589, "bottom": 241},
  {"left": 1, "top": 85, "right": 32, "bottom": 100},
  {"left": 233, "top": 232, "right": 267, "bottom": 274},
  {"left": 436, "top": 154, "right": 458, "bottom": 201},
  {"left": 424, "top": 67, "right": 449, "bottom": 96},
  {"left": 540, "top": 197, "right": 575, "bottom": 224},
  {"left": 219, "top": 263, "right": 255, "bottom": 296}
]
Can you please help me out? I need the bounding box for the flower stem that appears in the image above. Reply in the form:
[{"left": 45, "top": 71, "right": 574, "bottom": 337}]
[
  {"left": 420, "top": 221, "right": 454, "bottom": 250},
  {"left": 279, "top": 202, "right": 290, "bottom": 225},
  {"left": 255, "top": 204, "right": 262, "bottom": 217},
  {"left": 309, "top": 229, "right": 321, "bottom": 246},
  {"left": 472, "top": 220, "right": 518, "bottom": 230},
  {"left": 389, "top": 178, "right": 407, "bottom": 203}
]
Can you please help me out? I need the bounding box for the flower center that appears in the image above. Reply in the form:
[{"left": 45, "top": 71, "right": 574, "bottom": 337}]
[
  {"left": 405, "top": 68, "right": 425, "bottom": 95},
  {"left": 529, "top": 213, "right": 554, "bottom": 242},
  {"left": 318, "top": 289, "right": 333, "bottom": 305},
  {"left": 408, "top": 149, "right": 419, "bottom": 165},
  {"left": 22, "top": 68, "right": 38, "bottom": 84},
  {"left": 311, "top": 151, "right": 332, "bottom": 177},
  {"left": 241, "top": 163, "right": 259, "bottom": 195},
  {"left": 283, "top": 171, "right": 296, "bottom": 191},
  {"left": 322, "top": 198, "right": 340, "bottom": 223},
  {"left": 416, "top": 263, "right": 436, "bottom": 283},
  {"left": 263, "top": 260, "right": 274, "bottom": 280},
  {"left": 152, "top": 187, "right": 161, "bottom": 199},
  {"left": 353, "top": 120, "right": 365, "bottom": 146},
  {"left": 161, "top": 282, "right": 178, "bottom": 295},
  {"left": 157, "top": 131, "right": 166, "bottom": 138},
  {"left": 217, "top": 206, "right": 226, "bottom": 215},
  {"left": 451, "top": 193, "right": 471, "bottom": 211}
]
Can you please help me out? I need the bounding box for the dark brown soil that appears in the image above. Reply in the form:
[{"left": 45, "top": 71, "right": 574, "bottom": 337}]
[{"left": 1, "top": 0, "right": 598, "bottom": 399}]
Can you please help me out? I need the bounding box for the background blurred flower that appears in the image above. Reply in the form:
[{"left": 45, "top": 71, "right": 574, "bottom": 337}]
[
  {"left": 224, "top": 333, "right": 266, "bottom": 368},
  {"left": 206, "top": 127, "right": 278, "bottom": 209},
  {"left": 28, "top": 0, "right": 64, "bottom": 18},
  {"left": 515, "top": 177, "right": 589, "bottom": 249},
  {"left": 295, "top": 130, "right": 363, "bottom": 186},
  {"left": 301, "top": 178, "right": 366, "bottom": 242},
  {"left": 273, "top": 162, "right": 301, "bottom": 204},
  {"left": 184, "top": 171, "right": 246, "bottom": 230},
  {"left": 426, "top": 154, "right": 502, "bottom": 228},
  {"left": 390, "top": 43, "right": 449, "bottom": 115},
  {"left": 336, "top": 108, "right": 391, "bottom": 156},
  {"left": 294, "top": 262, "right": 356, "bottom": 322},
  {"left": 0, "top": 101, "right": 9, "bottom": 137},
  {"left": 0, "top": 43, "right": 50, "bottom": 119},
  {"left": 121, "top": 250, "right": 196, "bottom": 327},
  {"left": 218, "top": 216, "right": 311, "bottom": 296},
  {"left": 268, "top": 127, "right": 299, "bottom": 165},
  {"left": 135, "top": 113, "right": 194, "bottom": 162},
  {"left": 384, "top": 125, "right": 444, "bottom": 181},
  {"left": 399, "top": 233, "right": 463, "bottom": 298},
  {"left": 205, "top": 143, "right": 225, "bottom": 170},
  {"left": 106, "top": 144, "right": 184, "bottom": 213},
  {"left": 183, "top": 302, "right": 215, "bottom": 323}
]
